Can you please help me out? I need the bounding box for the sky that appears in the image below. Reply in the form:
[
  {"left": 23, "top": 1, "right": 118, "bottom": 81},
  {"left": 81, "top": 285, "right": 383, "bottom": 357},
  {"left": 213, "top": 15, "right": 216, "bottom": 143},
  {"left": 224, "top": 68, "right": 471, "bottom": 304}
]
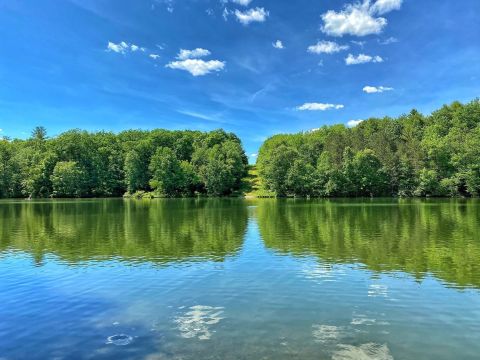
[{"left": 0, "top": 0, "right": 479, "bottom": 161}]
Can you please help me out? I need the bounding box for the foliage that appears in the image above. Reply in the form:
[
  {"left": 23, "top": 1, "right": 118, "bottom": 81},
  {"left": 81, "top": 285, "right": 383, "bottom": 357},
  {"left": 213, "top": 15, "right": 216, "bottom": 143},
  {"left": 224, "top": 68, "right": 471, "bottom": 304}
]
[
  {"left": 257, "top": 99, "right": 480, "bottom": 197},
  {"left": 51, "top": 161, "right": 87, "bottom": 197},
  {"left": 0, "top": 128, "right": 248, "bottom": 198}
]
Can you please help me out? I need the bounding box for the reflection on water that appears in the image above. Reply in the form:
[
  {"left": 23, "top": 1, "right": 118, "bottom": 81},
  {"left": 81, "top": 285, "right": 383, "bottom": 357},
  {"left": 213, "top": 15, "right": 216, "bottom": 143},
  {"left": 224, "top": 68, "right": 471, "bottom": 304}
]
[
  {"left": 175, "top": 305, "right": 225, "bottom": 340},
  {"left": 0, "top": 199, "right": 248, "bottom": 264},
  {"left": 257, "top": 199, "right": 480, "bottom": 289},
  {"left": 0, "top": 198, "right": 480, "bottom": 360}
]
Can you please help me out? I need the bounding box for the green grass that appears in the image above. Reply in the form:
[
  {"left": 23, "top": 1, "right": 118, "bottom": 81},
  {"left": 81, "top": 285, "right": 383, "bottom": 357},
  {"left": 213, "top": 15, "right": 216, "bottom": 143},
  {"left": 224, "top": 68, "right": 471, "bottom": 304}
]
[{"left": 242, "top": 166, "right": 276, "bottom": 198}]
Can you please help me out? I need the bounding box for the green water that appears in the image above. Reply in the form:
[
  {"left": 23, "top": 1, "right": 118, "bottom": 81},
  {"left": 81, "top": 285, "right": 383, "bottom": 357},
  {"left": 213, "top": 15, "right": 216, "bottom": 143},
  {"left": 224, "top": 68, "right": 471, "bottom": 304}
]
[{"left": 0, "top": 199, "right": 479, "bottom": 359}]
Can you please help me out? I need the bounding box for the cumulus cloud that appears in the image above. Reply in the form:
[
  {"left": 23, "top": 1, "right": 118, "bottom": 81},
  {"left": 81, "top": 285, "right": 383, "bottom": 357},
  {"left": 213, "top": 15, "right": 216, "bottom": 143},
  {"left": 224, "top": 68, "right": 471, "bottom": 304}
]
[
  {"left": 166, "top": 59, "right": 225, "bottom": 76},
  {"left": 345, "top": 53, "right": 383, "bottom": 65},
  {"left": 149, "top": 54, "right": 160, "bottom": 60},
  {"left": 107, "top": 41, "right": 144, "bottom": 54},
  {"left": 308, "top": 40, "right": 349, "bottom": 54},
  {"left": 297, "top": 103, "right": 344, "bottom": 111},
  {"left": 321, "top": 0, "right": 403, "bottom": 37},
  {"left": 273, "top": 40, "right": 285, "bottom": 49},
  {"left": 235, "top": 7, "right": 269, "bottom": 25},
  {"left": 347, "top": 119, "right": 364, "bottom": 127},
  {"left": 177, "top": 48, "right": 211, "bottom": 60},
  {"left": 363, "top": 85, "right": 393, "bottom": 93},
  {"left": 370, "top": 0, "right": 403, "bottom": 15}
]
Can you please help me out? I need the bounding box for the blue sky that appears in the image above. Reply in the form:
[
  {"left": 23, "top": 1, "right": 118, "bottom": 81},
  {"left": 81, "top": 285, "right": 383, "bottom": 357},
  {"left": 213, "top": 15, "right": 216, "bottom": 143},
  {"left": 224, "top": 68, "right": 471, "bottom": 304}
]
[{"left": 0, "top": 0, "right": 479, "bottom": 161}]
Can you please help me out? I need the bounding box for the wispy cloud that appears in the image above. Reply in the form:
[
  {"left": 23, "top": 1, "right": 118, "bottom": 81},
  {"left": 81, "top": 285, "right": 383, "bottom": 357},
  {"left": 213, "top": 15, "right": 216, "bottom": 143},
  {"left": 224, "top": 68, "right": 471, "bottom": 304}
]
[
  {"left": 351, "top": 40, "right": 366, "bottom": 47},
  {"left": 379, "top": 36, "right": 398, "bottom": 45},
  {"left": 363, "top": 85, "right": 394, "bottom": 93},
  {"left": 152, "top": 0, "right": 174, "bottom": 13},
  {"left": 235, "top": 7, "right": 269, "bottom": 25},
  {"left": 177, "top": 109, "right": 226, "bottom": 123},
  {"left": 320, "top": 0, "right": 403, "bottom": 37},
  {"left": 308, "top": 41, "right": 349, "bottom": 54},
  {"left": 149, "top": 54, "right": 160, "bottom": 60},
  {"left": 297, "top": 103, "right": 344, "bottom": 111},
  {"left": 345, "top": 53, "right": 383, "bottom": 65}
]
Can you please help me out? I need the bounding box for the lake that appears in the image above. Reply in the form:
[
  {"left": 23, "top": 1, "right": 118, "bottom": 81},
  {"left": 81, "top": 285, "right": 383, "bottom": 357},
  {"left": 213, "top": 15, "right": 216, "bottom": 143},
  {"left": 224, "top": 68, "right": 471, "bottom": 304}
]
[{"left": 1, "top": 199, "right": 479, "bottom": 359}]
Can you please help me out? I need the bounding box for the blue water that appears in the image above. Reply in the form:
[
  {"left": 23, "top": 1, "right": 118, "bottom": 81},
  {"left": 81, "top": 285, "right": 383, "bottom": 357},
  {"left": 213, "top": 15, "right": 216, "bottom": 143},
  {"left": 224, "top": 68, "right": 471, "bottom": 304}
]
[{"left": 0, "top": 199, "right": 479, "bottom": 359}]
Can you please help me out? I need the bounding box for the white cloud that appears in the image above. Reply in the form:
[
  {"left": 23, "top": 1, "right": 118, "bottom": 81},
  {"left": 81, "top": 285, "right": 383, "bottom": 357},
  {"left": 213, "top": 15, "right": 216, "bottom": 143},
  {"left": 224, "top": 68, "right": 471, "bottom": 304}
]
[
  {"left": 107, "top": 41, "right": 128, "bottom": 54},
  {"left": 347, "top": 119, "right": 364, "bottom": 127},
  {"left": 107, "top": 41, "right": 144, "bottom": 54},
  {"left": 166, "top": 59, "right": 225, "bottom": 76},
  {"left": 250, "top": 153, "right": 258, "bottom": 157},
  {"left": 178, "top": 110, "right": 221, "bottom": 122},
  {"left": 273, "top": 40, "right": 285, "bottom": 49},
  {"left": 232, "top": 0, "right": 252, "bottom": 6},
  {"left": 177, "top": 48, "right": 211, "bottom": 60},
  {"left": 321, "top": 0, "right": 402, "bottom": 37},
  {"left": 130, "top": 45, "right": 145, "bottom": 52},
  {"left": 149, "top": 54, "right": 160, "bottom": 60},
  {"left": 370, "top": 0, "right": 403, "bottom": 15},
  {"left": 363, "top": 85, "right": 393, "bottom": 93},
  {"left": 297, "top": 103, "right": 344, "bottom": 111},
  {"left": 345, "top": 53, "right": 383, "bottom": 65},
  {"left": 308, "top": 41, "right": 349, "bottom": 54},
  {"left": 0, "top": 129, "right": 3, "bottom": 132},
  {"left": 235, "top": 7, "right": 269, "bottom": 25}
]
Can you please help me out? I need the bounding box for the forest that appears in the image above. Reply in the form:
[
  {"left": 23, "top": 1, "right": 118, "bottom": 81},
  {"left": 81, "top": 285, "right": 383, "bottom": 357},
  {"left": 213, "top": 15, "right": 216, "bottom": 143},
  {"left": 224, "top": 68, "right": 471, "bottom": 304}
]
[
  {"left": 257, "top": 99, "right": 480, "bottom": 197},
  {"left": 1, "top": 99, "right": 479, "bottom": 199},
  {"left": 0, "top": 128, "right": 248, "bottom": 198}
]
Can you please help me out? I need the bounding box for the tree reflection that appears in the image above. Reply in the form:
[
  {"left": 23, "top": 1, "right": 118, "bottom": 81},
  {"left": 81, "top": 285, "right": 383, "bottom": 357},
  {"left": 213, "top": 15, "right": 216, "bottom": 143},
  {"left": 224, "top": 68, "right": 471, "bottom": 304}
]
[
  {"left": 256, "top": 199, "right": 480, "bottom": 289},
  {"left": 0, "top": 199, "right": 248, "bottom": 265}
]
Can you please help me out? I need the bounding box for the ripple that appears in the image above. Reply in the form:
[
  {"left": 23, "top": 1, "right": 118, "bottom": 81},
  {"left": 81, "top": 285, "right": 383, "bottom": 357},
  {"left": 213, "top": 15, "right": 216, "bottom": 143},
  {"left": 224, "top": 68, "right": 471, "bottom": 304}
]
[
  {"left": 332, "top": 343, "right": 393, "bottom": 360},
  {"left": 106, "top": 334, "right": 133, "bottom": 346},
  {"left": 174, "top": 305, "right": 224, "bottom": 340},
  {"left": 368, "top": 284, "right": 388, "bottom": 298}
]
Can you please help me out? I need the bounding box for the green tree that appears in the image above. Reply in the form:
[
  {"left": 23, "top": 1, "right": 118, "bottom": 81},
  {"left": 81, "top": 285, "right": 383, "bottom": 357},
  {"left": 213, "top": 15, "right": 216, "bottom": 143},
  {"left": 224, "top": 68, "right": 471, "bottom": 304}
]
[
  {"left": 352, "top": 149, "right": 389, "bottom": 197},
  {"left": 149, "top": 147, "right": 185, "bottom": 197},
  {"left": 51, "top": 161, "right": 87, "bottom": 197}
]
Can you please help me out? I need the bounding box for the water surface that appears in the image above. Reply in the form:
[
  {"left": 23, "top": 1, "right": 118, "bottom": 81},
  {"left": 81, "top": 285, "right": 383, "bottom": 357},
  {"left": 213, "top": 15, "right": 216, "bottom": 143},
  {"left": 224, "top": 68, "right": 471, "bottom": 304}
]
[{"left": 1, "top": 199, "right": 479, "bottom": 359}]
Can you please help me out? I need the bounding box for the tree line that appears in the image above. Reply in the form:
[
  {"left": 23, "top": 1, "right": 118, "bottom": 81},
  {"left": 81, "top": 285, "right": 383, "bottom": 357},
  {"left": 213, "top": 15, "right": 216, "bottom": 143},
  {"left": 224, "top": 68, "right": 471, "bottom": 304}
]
[
  {"left": 257, "top": 99, "right": 480, "bottom": 197},
  {"left": 0, "top": 128, "right": 248, "bottom": 198}
]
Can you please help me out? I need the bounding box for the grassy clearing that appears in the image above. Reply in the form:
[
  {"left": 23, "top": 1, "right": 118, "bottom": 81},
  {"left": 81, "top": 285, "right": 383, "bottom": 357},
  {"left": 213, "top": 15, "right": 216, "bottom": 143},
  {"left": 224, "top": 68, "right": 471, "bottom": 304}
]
[{"left": 242, "top": 166, "right": 276, "bottom": 198}]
